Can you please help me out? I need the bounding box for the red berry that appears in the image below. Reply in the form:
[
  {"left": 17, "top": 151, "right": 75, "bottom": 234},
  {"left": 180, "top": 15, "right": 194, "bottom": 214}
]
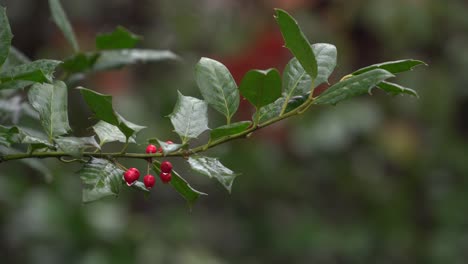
[
  {"left": 146, "top": 144, "right": 157, "bottom": 154},
  {"left": 160, "top": 161, "right": 173, "bottom": 173},
  {"left": 143, "top": 174, "right": 156, "bottom": 189},
  {"left": 166, "top": 140, "right": 173, "bottom": 144},
  {"left": 123, "top": 168, "right": 140, "bottom": 186},
  {"left": 159, "top": 172, "right": 172, "bottom": 183},
  {"left": 157, "top": 147, "right": 163, "bottom": 153}
]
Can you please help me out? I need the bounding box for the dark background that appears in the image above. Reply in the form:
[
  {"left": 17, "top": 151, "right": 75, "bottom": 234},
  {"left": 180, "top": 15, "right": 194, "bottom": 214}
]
[{"left": 1, "top": 0, "right": 467, "bottom": 263}]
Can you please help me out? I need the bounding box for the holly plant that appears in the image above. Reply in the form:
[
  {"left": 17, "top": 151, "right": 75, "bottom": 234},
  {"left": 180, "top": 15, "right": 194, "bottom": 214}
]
[{"left": 0, "top": 1, "right": 426, "bottom": 207}]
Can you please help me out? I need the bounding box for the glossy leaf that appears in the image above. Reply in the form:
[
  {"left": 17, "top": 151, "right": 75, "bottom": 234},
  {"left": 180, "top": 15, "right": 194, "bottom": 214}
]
[
  {"left": 239, "top": 68, "right": 282, "bottom": 109},
  {"left": 131, "top": 181, "right": 150, "bottom": 193},
  {"left": 282, "top": 43, "right": 337, "bottom": 100},
  {"left": 55, "top": 136, "right": 100, "bottom": 157},
  {"left": 28, "top": 81, "right": 71, "bottom": 139},
  {"left": 314, "top": 69, "right": 394, "bottom": 105},
  {"left": 377, "top": 81, "right": 418, "bottom": 97},
  {"left": 195, "top": 57, "right": 239, "bottom": 122},
  {"left": 169, "top": 91, "right": 209, "bottom": 143},
  {"left": 274, "top": 9, "right": 317, "bottom": 79},
  {"left": 62, "top": 53, "right": 99, "bottom": 74},
  {"left": 79, "top": 158, "right": 122, "bottom": 203},
  {"left": 93, "top": 49, "right": 178, "bottom": 71},
  {"left": 93, "top": 121, "right": 136, "bottom": 145},
  {"left": 312, "top": 43, "right": 338, "bottom": 87},
  {"left": 352, "top": 59, "right": 426, "bottom": 75},
  {"left": 96, "top": 26, "right": 141, "bottom": 50},
  {"left": 78, "top": 87, "right": 145, "bottom": 139},
  {"left": 0, "top": 60, "right": 62, "bottom": 89},
  {"left": 210, "top": 121, "right": 252, "bottom": 142},
  {"left": 48, "top": 0, "right": 79, "bottom": 52},
  {"left": 156, "top": 139, "right": 183, "bottom": 155},
  {"left": 188, "top": 155, "right": 239, "bottom": 193},
  {"left": 254, "top": 97, "right": 285, "bottom": 124},
  {"left": 0, "top": 6, "right": 12, "bottom": 67},
  {"left": 152, "top": 163, "right": 206, "bottom": 208}
]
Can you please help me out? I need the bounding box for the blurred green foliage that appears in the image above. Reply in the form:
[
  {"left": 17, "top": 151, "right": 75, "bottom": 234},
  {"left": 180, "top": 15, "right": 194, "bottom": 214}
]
[{"left": 1, "top": 0, "right": 467, "bottom": 263}]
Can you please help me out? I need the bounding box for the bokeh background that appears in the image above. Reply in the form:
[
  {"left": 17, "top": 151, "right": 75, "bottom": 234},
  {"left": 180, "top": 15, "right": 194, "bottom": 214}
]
[{"left": 1, "top": 0, "right": 467, "bottom": 263}]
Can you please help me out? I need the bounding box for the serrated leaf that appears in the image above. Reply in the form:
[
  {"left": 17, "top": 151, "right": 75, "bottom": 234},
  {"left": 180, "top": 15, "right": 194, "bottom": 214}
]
[
  {"left": 0, "top": 6, "right": 13, "bottom": 67},
  {"left": 352, "top": 59, "right": 426, "bottom": 76},
  {"left": 156, "top": 139, "right": 183, "bottom": 155},
  {"left": 151, "top": 163, "right": 206, "bottom": 208},
  {"left": 195, "top": 57, "right": 239, "bottom": 123},
  {"left": 79, "top": 158, "right": 122, "bottom": 203},
  {"left": 239, "top": 68, "right": 282, "bottom": 110},
  {"left": 312, "top": 43, "right": 337, "bottom": 87},
  {"left": 0, "top": 60, "right": 62, "bottom": 89},
  {"left": 55, "top": 136, "right": 99, "bottom": 157},
  {"left": 28, "top": 81, "right": 71, "bottom": 139},
  {"left": 62, "top": 53, "right": 99, "bottom": 74},
  {"left": 96, "top": 26, "right": 141, "bottom": 50},
  {"left": 169, "top": 91, "right": 209, "bottom": 143},
  {"left": 210, "top": 121, "right": 251, "bottom": 142},
  {"left": 377, "top": 81, "right": 418, "bottom": 97},
  {"left": 188, "top": 155, "right": 239, "bottom": 193},
  {"left": 78, "top": 87, "right": 145, "bottom": 139},
  {"left": 314, "top": 69, "right": 395, "bottom": 105},
  {"left": 93, "top": 121, "right": 136, "bottom": 145},
  {"left": 48, "top": 0, "right": 79, "bottom": 52},
  {"left": 93, "top": 49, "right": 178, "bottom": 71},
  {"left": 274, "top": 9, "right": 317, "bottom": 79}
]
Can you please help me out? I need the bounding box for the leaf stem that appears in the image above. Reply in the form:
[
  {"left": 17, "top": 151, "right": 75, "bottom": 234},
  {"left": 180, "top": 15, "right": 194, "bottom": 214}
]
[{"left": 0, "top": 99, "right": 314, "bottom": 163}]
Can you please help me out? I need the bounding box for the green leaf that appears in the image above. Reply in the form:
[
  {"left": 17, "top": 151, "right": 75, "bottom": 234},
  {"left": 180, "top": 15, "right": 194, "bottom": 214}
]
[
  {"left": 62, "top": 53, "right": 99, "bottom": 74},
  {"left": 79, "top": 158, "right": 122, "bottom": 203},
  {"left": 169, "top": 91, "right": 209, "bottom": 143},
  {"left": 377, "top": 81, "right": 419, "bottom": 97},
  {"left": 254, "top": 97, "right": 285, "bottom": 124},
  {"left": 0, "top": 125, "right": 19, "bottom": 147},
  {"left": 188, "top": 156, "right": 239, "bottom": 193},
  {"left": 96, "top": 26, "right": 141, "bottom": 50},
  {"left": 313, "top": 69, "right": 395, "bottom": 105},
  {"left": 55, "top": 136, "right": 99, "bottom": 157},
  {"left": 0, "top": 60, "right": 62, "bottom": 89},
  {"left": 131, "top": 181, "right": 150, "bottom": 193},
  {"left": 78, "top": 87, "right": 145, "bottom": 139},
  {"left": 239, "top": 68, "right": 282, "bottom": 109},
  {"left": 156, "top": 139, "right": 183, "bottom": 155},
  {"left": 274, "top": 9, "right": 317, "bottom": 79},
  {"left": 210, "top": 121, "right": 251, "bottom": 142},
  {"left": 282, "top": 43, "right": 336, "bottom": 102},
  {"left": 93, "top": 49, "right": 178, "bottom": 71},
  {"left": 28, "top": 81, "right": 71, "bottom": 139},
  {"left": 195, "top": 57, "right": 239, "bottom": 122},
  {"left": 0, "top": 6, "right": 13, "bottom": 67},
  {"left": 93, "top": 121, "right": 136, "bottom": 145},
  {"left": 312, "top": 43, "right": 338, "bottom": 87},
  {"left": 48, "top": 0, "right": 79, "bottom": 52},
  {"left": 151, "top": 163, "right": 206, "bottom": 208},
  {"left": 352, "top": 59, "right": 426, "bottom": 76}
]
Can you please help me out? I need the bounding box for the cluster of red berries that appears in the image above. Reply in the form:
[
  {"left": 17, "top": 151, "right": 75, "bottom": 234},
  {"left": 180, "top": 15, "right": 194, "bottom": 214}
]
[{"left": 122, "top": 142, "right": 174, "bottom": 190}]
